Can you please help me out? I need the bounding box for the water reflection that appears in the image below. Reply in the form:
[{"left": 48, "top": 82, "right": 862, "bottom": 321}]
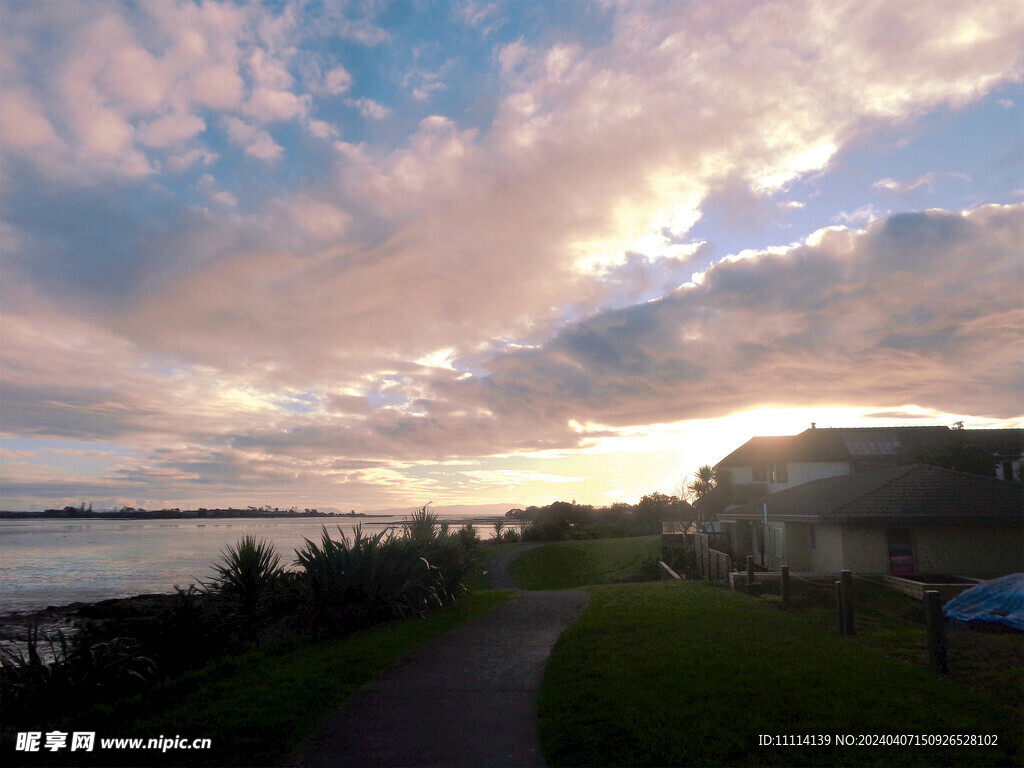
[{"left": 0, "top": 517, "right": 426, "bottom": 612}]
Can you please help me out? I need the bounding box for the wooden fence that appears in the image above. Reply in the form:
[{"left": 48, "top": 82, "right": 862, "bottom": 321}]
[{"left": 694, "top": 532, "right": 732, "bottom": 584}]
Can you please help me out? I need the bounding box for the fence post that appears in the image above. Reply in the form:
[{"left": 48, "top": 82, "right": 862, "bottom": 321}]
[
  {"left": 781, "top": 565, "right": 790, "bottom": 611},
  {"left": 925, "top": 590, "right": 948, "bottom": 674},
  {"left": 747, "top": 555, "right": 755, "bottom": 587},
  {"left": 841, "top": 570, "right": 855, "bottom": 636},
  {"left": 834, "top": 581, "right": 844, "bottom": 634}
]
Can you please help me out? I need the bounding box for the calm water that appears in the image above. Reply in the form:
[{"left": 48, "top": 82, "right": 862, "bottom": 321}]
[{"left": 0, "top": 516, "right": 506, "bottom": 613}]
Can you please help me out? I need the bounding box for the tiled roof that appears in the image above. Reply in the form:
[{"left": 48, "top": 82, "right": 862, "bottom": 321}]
[
  {"left": 719, "top": 464, "right": 1024, "bottom": 525},
  {"left": 716, "top": 429, "right": 851, "bottom": 466},
  {"left": 958, "top": 429, "right": 1024, "bottom": 457},
  {"left": 715, "top": 426, "right": 1021, "bottom": 468}
]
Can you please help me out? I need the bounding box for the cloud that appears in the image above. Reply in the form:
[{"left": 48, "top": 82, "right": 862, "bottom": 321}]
[
  {"left": 873, "top": 172, "right": 972, "bottom": 195},
  {"left": 346, "top": 97, "right": 392, "bottom": 120},
  {"left": 139, "top": 113, "right": 206, "bottom": 148},
  {"left": 2, "top": 2, "right": 1024, "bottom": 506},
  {"left": 323, "top": 65, "right": 353, "bottom": 95},
  {"left": 22, "top": 1, "right": 1016, "bottom": 395},
  {"left": 1, "top": 91, "right": 60, "bottom": 148},
  {"left": 458, "top": 205, "right": 1023, "bottom": 432},
  {"left": 222, "top": 116, "right": 284, "bottom": 161},
  {"left": 456, "top": 2, "right": 504, "bottom": 37},
  {"left": 0, "top": 1, "right": 308, "bottom": 181}
]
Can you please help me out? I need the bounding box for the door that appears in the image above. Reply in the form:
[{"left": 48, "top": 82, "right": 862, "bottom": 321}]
[{"left": 887, "top": 528, "right": 914, "bottom": 575}]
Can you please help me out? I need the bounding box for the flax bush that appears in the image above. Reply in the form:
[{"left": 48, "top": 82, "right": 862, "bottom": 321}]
[{"left": 206, "top": 535, "right": 285, "bottom": 645}]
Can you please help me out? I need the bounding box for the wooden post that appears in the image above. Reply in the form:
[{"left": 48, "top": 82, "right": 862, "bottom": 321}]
[
  {"left": 841, "top": 570, "right": 855, "bottom": 636},
  {"left": 834, "top": 581, "right": 844, "bottom": 634},
  {"left": 781, "top": 565, "right": 790, "bottom": 611},
  {"left": 747, "top": 555, "right": 755, "bottom": 587},
  {"left": 925, "top": 590, "right": 948, "bottom": 674}
]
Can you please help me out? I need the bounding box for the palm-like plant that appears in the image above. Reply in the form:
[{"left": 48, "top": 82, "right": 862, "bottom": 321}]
[
  {"left": 206, "top": 535, "right": 283, "bottom": 643},
  {"left": 404, "top": 504, "right": 440, "bottom": 543},
  {"left": 686, "top": 464, "right": 720, "bottom": 501},
  {"left": 294, "top": 522, "right": 473, "bottom": 634}
]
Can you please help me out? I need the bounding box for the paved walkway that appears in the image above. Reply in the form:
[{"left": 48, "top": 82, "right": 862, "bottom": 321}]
[
  {"left": 482, "top": 542, "right": 545, "bottom": 590},
  {"left": 289, "top": 545, "right": 585, "bottom": 768}
]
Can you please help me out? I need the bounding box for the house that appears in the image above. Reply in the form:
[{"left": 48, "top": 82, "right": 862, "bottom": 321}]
[
  {"left": 714, "top": 425, "right": 1022, "bottom": 500},
  {"left": 718, "top": 464, "right": 1023, "bottom": 577}
]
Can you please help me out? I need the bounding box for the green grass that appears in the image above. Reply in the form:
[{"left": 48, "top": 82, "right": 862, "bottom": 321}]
[
  {"left": 511, "top": 535, "right": 661, "bottom": 590},
  {"left": 539, "top": 581, "right": 1021, "bottom": 767},
  {"left": 765, "top": 577, "right": 1024, "bottom": 714},
  {"left": 28, "top": 591, "right": 511, "bottom": 767}
]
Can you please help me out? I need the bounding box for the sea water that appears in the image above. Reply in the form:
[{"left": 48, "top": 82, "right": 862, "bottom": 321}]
[{"left": 0, "top": 516, "right": 507, "bottom": 613}]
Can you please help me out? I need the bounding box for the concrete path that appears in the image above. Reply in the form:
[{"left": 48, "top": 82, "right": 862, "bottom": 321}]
[
  {"left": 482, "top": 542, "right": 545, "bottom": 590},
  {"left": 289, "top": 588, "right": 588, "bottom": 767}
]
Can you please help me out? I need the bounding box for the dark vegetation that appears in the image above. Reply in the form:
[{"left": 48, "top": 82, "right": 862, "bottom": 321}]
[
  {"left": 0, "top": 506, "right": 480, "bottom": 739},
  {"left": 6, "top": 592, "right": 510, "bottom": 767},
  {"left": 1, "top": 504, "right": 347, "bottom": 519},
  {"left": 506, "top": 493, "right": 693, "bottom": 540}
]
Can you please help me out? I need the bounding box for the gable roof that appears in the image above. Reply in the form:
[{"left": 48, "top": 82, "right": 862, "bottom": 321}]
[
  {"left": 715, "top": 426, "right": 1022, "bottom": 469},
  {"left": 718, "top": 464, "right": 1024, "bottom": 526}
]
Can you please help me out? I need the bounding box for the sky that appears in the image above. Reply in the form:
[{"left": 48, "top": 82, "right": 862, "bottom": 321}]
[{"left": 1, "top": 0, "right": 1022, "bottom": 513}]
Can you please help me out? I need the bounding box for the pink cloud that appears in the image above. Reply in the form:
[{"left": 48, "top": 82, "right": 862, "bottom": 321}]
[{"left": 140, "top": 113, "right": 206, "bottom": 148}]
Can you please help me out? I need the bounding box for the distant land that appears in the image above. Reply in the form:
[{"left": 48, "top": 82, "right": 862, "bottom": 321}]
[{"left": 0, "top": 502, "right": 521, "bottom": 521}]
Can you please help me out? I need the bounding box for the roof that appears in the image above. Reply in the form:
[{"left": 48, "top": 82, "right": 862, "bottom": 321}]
[
  {"left": 718, "top": 464, "right": 1024, "bottom": 526},
  {"left": 715, "top": 426, "right": 1022, "bottom": 469},
  {"left": 957, "top": 429, "right": 1024, "bottom": 457}
]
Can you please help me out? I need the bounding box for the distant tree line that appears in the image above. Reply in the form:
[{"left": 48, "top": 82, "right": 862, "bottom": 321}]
[
  {"left": 4, "top": 506, "right": 338, "bottom": 520},
  {"left": 505, "top": 494, "right": 695, "bottom": 541}
]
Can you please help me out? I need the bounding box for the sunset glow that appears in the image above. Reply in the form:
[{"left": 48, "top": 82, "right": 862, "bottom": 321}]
[{"left": 1, "top": 1, "right": 1021, "bottom": 512}]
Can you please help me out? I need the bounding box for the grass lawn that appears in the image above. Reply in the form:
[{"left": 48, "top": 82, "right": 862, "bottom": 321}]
[
  {"left": 758, "top": 576, "right": 1024, "bottom": 717},
  {"left": 511, "top": 535, "right": 661, "bottom": 590},
  {"left": 17, "top": 591, "right": 511, "bottom": 768},
  {"left": 539, "top": 580, "right": 1021, "bottom": 767}
]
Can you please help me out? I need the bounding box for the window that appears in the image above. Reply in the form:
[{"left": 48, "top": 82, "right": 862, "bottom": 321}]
[
  {"left": 808, "top": 526, "right": 816, "bottom": 549},
  {"left": 754, "top": 464, "right": 788, "bottom": 483}
]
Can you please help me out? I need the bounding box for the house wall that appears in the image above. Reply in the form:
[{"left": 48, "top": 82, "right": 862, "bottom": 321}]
[
  {"left": 774, "top": 462, "right": 851, "bottom": 493},
  {"left": 802, "top": 524, "right": 1023, "bottom": 575},
  {"left": 729, "top": 461, "right": 851, "bottom": 494},
  {"left": 781, "top": 522, "right": 814, "bottom": 571},
  {"left": 838, "top": 526, "right": 890, "bottom": 573},
  {"left": 912, "top": 525, "right": 1023, "bottom": 576},
  {"left": 728, "top": 467, "right": 757, "bottom": 485},
  {"left": 809, "top": 524, "right": 845, "bottom": 572}
]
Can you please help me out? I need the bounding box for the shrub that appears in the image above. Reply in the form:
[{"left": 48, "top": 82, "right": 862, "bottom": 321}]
[
  {"left": 0, "top": 620, "right": 157, "bottom": 728},
  {"left": 206, "top": 535, "right": 284, "bottom": 645},
  {"left": 294, "top": 525, "right": 470, "bottom": 635},
  {"left": 404, "top": 504, "right": 440, "bottom": 543}
]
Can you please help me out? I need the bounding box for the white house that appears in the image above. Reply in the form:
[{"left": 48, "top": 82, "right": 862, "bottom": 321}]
[{"left": 718, "top": 464, "right": 1023, "bottom": 576}]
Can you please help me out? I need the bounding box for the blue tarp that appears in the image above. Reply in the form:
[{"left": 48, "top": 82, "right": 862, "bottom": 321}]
[{"left": 943, "top": 573, "right": 1024, "bottom": 631}]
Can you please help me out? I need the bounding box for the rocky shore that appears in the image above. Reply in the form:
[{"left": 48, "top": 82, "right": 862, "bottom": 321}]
[{"left": 0, "top": 593, "right": 178, "bottom": 657}]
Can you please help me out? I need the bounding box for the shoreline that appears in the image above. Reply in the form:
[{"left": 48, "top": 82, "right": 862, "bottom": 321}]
[
  {"left": 0, "top": 592, "right": 177, "bottom": 648},
  {"left": 0, "top": 518, "right": 519, "bottom": 643}
]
